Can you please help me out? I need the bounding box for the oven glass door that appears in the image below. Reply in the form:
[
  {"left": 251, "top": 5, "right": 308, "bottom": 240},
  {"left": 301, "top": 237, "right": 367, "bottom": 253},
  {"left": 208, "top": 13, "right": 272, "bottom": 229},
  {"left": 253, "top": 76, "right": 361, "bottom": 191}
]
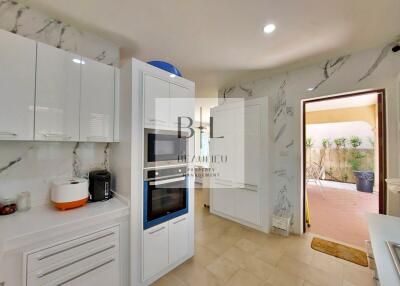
[
  {"left": 145, "top": 176, "right": 188, "bottom": 226},
  {"left": 147, "top": 133, "right": 187, "bottom": 163}
]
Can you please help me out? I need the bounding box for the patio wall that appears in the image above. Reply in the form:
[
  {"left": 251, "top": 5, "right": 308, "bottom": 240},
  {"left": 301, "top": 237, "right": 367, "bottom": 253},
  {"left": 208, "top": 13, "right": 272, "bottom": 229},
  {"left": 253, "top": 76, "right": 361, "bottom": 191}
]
[{"left": 306, "top": 148, "right": 374, "bottom": 183}]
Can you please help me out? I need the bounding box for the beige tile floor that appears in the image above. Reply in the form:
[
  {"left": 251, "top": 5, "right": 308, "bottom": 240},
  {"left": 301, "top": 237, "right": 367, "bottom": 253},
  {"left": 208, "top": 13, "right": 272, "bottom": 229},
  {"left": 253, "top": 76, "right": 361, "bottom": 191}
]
[{"left": 152, "top": 189, "right": 376, "bottom": 286}]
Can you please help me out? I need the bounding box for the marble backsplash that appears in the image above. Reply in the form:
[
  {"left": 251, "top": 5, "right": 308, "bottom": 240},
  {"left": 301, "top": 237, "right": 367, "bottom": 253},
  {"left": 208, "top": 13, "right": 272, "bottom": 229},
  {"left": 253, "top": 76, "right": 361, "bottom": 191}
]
[
  {"left": 0, "top": 142, "right": 111, "bottom": 207},
  {"left": 0, "top": 0, "right": 119, "bottom": 66}
]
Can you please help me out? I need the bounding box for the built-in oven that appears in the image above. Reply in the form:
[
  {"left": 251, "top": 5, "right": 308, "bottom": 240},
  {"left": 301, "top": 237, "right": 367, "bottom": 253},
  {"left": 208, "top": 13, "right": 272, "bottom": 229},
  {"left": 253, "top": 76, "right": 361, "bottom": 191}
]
[
  {"left": 143, "top": 166, "right": 188, "bottom": 229},
  {"left": 144, "top": 128, "right": 188, "bottom": 168}
]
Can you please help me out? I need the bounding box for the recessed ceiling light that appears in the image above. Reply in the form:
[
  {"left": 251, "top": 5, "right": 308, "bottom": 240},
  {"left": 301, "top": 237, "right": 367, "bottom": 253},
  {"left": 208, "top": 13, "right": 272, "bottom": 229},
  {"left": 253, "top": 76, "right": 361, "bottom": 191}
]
[
  {"left": 307, "top": 87, "right": 314, "bottom": 91},
  {"left": 170, "top": 74, "right": 177, "bottom": 78},
  {"left": 263, "top": 24, "right": 276, "bottom": 34}
]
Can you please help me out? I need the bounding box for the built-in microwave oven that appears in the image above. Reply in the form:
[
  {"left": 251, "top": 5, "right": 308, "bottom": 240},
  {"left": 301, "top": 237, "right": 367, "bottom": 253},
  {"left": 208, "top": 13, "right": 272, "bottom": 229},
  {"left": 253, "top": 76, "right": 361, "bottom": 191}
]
[
  {"left": 144, "top": 129, "right": 188, "bottom": 168},
  {"left": 143, "top": 166, "right": 188, "bottom": 229}
]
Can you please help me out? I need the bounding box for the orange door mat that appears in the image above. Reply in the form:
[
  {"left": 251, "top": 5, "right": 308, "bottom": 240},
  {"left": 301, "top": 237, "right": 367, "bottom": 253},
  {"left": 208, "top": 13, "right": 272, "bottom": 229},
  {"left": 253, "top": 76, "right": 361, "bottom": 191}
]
[{"left": 311, "top": 237, "right": 368, "bottom": 267}]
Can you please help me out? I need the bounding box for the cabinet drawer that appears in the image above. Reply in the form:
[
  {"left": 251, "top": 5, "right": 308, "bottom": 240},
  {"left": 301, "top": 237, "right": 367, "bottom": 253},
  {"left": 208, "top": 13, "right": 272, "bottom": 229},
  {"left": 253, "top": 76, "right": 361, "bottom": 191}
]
[
  {"left": 26, "top": 226, "right": 119, "bottom": 273},
  {"left": 143, "top": 222, "right": 169, "bottom": 280},
  {"left": 27, "top": 252, "right": 119, "bottom": 286}
]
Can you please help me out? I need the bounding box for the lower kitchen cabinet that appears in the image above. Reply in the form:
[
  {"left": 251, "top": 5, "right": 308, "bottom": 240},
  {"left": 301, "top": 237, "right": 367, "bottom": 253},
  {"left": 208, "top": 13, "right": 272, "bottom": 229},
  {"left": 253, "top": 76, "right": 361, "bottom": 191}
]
[
  {"left": 24, "top": 225, "right": 121, "bottom": 286},
  {"left": 143, "top": 214, "right": 189, "bottom": 281},
  {"left": 169, "top": 215, "right": 189, "bottom": 264},
  {"left": 143, "top": 222, "right": 169, "bottom": 280},
  {"left": 48, "top": 255, "right": 119, "bottom": 286}
]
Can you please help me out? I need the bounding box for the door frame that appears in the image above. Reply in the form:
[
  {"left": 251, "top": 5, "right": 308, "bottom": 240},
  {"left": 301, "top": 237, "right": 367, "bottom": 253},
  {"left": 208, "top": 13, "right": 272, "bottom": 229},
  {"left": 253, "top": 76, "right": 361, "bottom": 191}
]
[{"left": 301, "top": 89, "right": 387, "bottom": 233}]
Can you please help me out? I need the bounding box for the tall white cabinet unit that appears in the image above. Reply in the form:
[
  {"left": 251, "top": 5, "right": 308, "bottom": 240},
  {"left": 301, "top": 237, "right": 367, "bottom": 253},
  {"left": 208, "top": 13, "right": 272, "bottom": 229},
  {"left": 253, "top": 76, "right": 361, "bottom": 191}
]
[
  {"left": 210, "top": 97, "right": 270, "bottom": 232},
  {"left": 35, "top": 42, "right": 81, "bottom": 141},
  {"left": 110, "top": 58, "right": 195, "bottom": 286},
  {"left": 80, "top": 57, "right": 115, "bottom": 142},
  {"left": 0, "top": 30, "right": 36, "bottom": 141}
]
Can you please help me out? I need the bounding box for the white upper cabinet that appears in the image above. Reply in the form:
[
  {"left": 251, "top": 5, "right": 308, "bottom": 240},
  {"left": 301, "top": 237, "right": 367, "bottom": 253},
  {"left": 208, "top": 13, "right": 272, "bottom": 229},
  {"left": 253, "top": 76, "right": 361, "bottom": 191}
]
[
  {"left": 169, "top": 83, "right": 194, "bottom": 130},
  {"left": 80, "top": 57, "right": 115, "bottom": 142},
  {"left": 144, "top": 74, "right": 170, "bottom": 128},
  {"left": 114, "top": 68, "right": 120, "bottom": 142},
  {"left": 0, "top": 30, "right": 36, "bottom": 140},
  {"left": 35, "top": 43, "right": 81, "bottom": 141}
]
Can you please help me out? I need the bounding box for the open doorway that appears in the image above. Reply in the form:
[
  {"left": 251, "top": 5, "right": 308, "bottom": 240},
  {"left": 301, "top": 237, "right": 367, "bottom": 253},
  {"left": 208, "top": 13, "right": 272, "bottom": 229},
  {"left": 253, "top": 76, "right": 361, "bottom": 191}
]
[{"left": 302, "top": 90, "right": 386, "bottom": 248}]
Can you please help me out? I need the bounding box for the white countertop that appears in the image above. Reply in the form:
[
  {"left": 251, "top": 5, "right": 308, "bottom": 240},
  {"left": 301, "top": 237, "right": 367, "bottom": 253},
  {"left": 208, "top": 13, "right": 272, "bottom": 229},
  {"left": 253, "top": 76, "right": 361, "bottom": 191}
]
[
  {"left": 367, "top": 213, "right": 400, "bottom": 286},
  {"left": 0, "top": 197, "right": 129, "bottom": 253}
]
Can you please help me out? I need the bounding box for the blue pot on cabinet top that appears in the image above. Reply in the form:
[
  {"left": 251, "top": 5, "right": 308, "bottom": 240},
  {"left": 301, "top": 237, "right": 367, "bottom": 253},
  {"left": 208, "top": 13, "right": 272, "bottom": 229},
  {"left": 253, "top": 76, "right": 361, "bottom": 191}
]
[{"left": 147, "top": 61, "right": 182, "bottom": 77}]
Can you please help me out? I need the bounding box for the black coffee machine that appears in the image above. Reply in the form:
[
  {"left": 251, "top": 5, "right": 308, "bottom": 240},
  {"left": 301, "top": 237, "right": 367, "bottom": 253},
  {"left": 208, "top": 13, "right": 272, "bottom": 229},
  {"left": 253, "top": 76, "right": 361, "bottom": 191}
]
[{"left": 89, "top": 170, "right": 112, "bottom": 202}]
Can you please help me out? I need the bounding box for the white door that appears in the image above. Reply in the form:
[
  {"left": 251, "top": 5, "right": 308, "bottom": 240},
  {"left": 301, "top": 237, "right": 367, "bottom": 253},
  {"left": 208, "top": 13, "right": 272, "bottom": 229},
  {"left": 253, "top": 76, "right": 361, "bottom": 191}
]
[
  {"left": 169, "top": 215, "right": 189, "bottom": 264},
  {"left": 80, "top": 57, "right": 115, "bottom": 142},
  {"left": 0, "top": 30, "right": 36, "bottom": 140},
  {"left": 169, "top": 83, "right": 194, "bottom": 131},
  {"left": 144, "top": 74, "right": 170, "bottom": 128},
  {"left": 35, "top": 43, "right": 80, "bottom": 141},
  {"left": 143, "top": 222, "right": 169, "bottom": 280},
  {"left": 235, "top": 188, "right": 260, "bottom": 225}
]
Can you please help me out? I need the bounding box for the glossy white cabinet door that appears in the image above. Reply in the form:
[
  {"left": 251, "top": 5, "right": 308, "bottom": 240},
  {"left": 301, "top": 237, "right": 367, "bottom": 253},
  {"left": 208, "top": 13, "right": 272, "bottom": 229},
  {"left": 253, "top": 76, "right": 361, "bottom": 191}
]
[
  {"left": 243, "top": 105, "right": 260, "bottom": 188},
  {"left": 114, "top": 68, "right": 120, "bottom": 142},
  {"left": 144, "top": 74, "right": 170, "bottom": 128},
  {"left": 169, "top": 83, "right": 194, "bottom": 131},
  {"left": 0, "top": 30, "right": 36, "bottom": 140},
  {"left": 35, "top": 43, "right": 80, "bottom": 141},
  {"left": 143, "top": 222, "right": 169, "bottom": 280},
  {"left": 210, "top": 109, "right": 234, "bottom": 183},
  {"left": 169, "top": 215, "right": 189, "bottom": 264},
  {"left": 80, "top": 57, "right": 115, "bottom": 142}
]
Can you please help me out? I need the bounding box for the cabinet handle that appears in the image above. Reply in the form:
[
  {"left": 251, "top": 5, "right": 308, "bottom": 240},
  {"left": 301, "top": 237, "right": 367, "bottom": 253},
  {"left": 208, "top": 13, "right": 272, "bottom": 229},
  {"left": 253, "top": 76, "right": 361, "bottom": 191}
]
[
  {"left": 52, "top": 257, "right": 115, "bottom": 286},
  {"left": 148, "top": 118, "right": 167, "bottom": 123},
  {"left": 173, "top": 217, "right": 186, "bottom": 224},
  {"left": 0, "top": 131, "right": 17, "bottom": 136},
  {"left": 36, "top": 244, "right": 116, "bottom": 278},
  {"left": 86, "top": 136, "right": 107, "bottom": 140},
  {"left": 149, "top": 226, "right": 165, "bottom": 234},
  {"left": 43, "top": 133, "right": 72, "bottom": 140},
  {"left": 238, "top": 182, "right": 258, "bottom": 188},
  {"left": 37, "top": 231, "right": 115, "bottom": 261}
]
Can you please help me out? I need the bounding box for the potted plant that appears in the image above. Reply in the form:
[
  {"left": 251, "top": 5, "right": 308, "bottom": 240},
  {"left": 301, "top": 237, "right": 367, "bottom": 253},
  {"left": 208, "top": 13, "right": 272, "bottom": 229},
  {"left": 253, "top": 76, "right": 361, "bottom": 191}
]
[{"left": 348, "top": 136, "right": 374, "bottom": 193}]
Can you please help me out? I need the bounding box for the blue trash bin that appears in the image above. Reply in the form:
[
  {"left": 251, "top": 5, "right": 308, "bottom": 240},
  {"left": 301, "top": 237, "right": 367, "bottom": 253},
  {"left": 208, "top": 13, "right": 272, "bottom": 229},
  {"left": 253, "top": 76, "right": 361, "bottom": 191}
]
[{"left": 353, "top": 171, "right": 374, "bottom": 193}]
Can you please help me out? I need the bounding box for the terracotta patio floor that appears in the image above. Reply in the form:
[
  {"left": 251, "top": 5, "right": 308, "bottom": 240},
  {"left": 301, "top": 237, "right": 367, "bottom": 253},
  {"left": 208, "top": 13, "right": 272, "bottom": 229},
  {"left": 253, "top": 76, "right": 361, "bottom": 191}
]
[{"left": 306, "top": 183, "right": 378, "bottom": 248}]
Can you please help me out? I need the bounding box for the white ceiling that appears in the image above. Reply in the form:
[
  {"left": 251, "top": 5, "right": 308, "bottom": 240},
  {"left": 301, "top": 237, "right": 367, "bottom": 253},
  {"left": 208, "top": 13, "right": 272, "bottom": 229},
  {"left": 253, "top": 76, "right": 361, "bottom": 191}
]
[
  {"left": 306, "top": 93, "right": 378, "bottom": 112},
  {"left": 24, "top": 0, "right": 400, "bottom": 98}
]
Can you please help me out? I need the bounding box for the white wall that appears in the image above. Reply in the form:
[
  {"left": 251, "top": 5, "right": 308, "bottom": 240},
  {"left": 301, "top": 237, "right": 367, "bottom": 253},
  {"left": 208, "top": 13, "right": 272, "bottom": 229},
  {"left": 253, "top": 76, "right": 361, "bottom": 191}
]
[{"left": 219, "top": 42, "right": 400, "bottom": 233}]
